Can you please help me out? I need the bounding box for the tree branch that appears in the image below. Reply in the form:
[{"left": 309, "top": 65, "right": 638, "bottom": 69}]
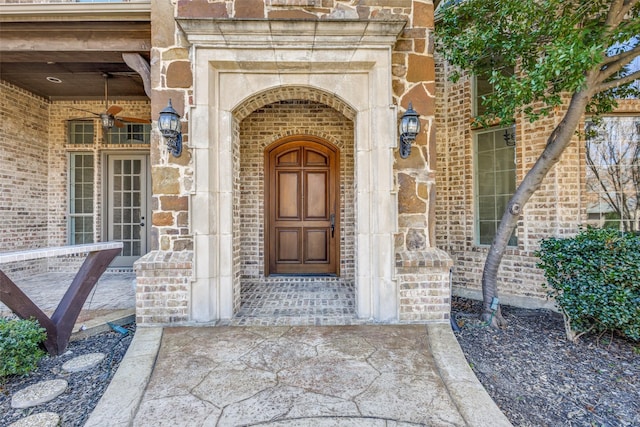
[
  {"left": 601, "top": 42, "right": 640, "bottom": 68},
  {"left": 605, "top": 0, "right": 627, "bottom": 31},
  {"left": 620, "top": 0, "right": 640, "bottom": 21},
  {"left": 595, "top": 69, "right": 640, "bottom": 93}
]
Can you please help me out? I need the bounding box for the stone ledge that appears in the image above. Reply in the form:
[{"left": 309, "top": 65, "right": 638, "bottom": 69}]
[
  {"left": 134, "top": 250, "right": 193, "bottom": 271},
  {"left": 395, "top": 247, "right": 453, "bottom": 270},
  {"left": 0, "top": 242, "right": 124, "bottom": 264}
]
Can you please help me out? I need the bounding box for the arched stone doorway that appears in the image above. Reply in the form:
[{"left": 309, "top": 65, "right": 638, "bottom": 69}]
[
  {"left": 184, "top": 20, "right": 404, "bottom": 323},
  {"left": 234, "top": 100, "right": 356, "bottom": 322}
]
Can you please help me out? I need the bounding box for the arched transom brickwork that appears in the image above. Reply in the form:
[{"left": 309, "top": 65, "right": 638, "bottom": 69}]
[
  {"left": 233, "top": 86, "right": 357, "bottom": 123},
  {"left": 236, "top": 99, "right": 355, "bottom": 303}
]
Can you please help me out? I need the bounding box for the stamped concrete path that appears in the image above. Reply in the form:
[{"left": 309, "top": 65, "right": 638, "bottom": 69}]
[{"left": 87, "top": 324, "right": 513, "bottom": 427}]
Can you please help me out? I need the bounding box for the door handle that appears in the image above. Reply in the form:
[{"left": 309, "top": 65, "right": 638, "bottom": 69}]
[
  {"left": 330, "top": 214, "right": 335, "bottom": 238},
  {"left": 140, "top": 216, "right": 145, "bottom": 227}
]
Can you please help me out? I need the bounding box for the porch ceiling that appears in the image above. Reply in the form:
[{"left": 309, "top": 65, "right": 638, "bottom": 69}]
[{"left": 0, "top": 3, "right": 151, "bottom": 101}]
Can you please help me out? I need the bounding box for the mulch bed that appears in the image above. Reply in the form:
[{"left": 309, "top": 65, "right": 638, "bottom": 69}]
[
  {"left": 452, "top": 296, "right": 640, "bottom": 427},
  {"left": 0, "top": 324, "right": 134, "bottom": 427}
]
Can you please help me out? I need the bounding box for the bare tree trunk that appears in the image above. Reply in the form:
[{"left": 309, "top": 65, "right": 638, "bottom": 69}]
[{"left": 481, "top": 90, "right": 593, "bottom": 326}]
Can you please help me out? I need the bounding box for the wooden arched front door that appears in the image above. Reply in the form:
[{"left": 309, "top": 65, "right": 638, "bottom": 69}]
[{"left": 265, "top": 136, "right": 340, "bottom": 275}]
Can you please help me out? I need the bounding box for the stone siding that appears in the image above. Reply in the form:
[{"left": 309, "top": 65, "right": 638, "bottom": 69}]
[
  {"left": 152, "top": 0, "right": 439, "bottom": 256},
  {"left": 142, "top": 0, "right": 451, "bottom": 323}
]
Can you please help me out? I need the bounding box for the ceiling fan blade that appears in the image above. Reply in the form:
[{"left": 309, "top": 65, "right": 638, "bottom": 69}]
[
  {"left": 69, "top": 106, "right": 100, "bottom": 116},
  {"left": 113, "top": 119, "right": 126, "bottom": 128},
  {"left": 106, "top": 105, "right": 123, "bottom": 116},
  {"left": 118, "top": 116, "right": 151, "bottom": 124}
]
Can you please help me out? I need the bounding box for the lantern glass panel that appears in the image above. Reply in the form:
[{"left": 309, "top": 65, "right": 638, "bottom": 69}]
[{"left": 407, "top": 117, "right": 419, "bottom": 134}]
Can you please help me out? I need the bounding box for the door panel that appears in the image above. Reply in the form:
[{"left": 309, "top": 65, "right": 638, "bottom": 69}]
[
  {"left": 266, "top": 136, "right": 339, "bottom": 275},
  {"left": 305, "top": 171, "right": 328, "bottom": 219},
  {"left": 305, "top": 229, "right": 329, "bottom": 262},
  {"left": 276, "top": 228, "right": 302, "bottom": 263},
  {"left": 277, "top": 172, "right": 300, "bottom": 219},
  {"left": 107, "top": 155, "right": 150, "bottom": 267}
]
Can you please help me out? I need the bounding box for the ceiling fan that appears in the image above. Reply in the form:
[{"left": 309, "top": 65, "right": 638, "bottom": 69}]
[{"left": 70, "top": 72, "right": 150, "bottom": 131}]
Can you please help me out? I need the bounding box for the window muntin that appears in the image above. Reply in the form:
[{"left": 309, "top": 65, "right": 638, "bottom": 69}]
[
  {"left": 69, "top": 153, "right": 94, "bottom": 244},
  {"left": 585, "top": 116, "right": 640, "bottom": 232},
  {"left": 108, "top": 123, "right": 151, "bottom": 145},
  {"left": 475, "top": 126, "right": 517, "bottom": 246},
  {"left": 68, "top": 121, "right": 95, "bottom": 145}
]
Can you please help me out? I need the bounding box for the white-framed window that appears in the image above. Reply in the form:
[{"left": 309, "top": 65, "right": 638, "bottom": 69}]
[
  {"left": 69, "top": 153, "right": 94, "bottom": 244},
  {"left": 585, "top": 116, "right": 640, "bottom": 232},
  {"left": 474, "top": 126, "right": 518, "bottom": 246},
  {"left": 68, "top": 121, "right": 95, "bottom": 145},
  {"left": 108, "top": 123, "right": 151, "bottom": 145}
]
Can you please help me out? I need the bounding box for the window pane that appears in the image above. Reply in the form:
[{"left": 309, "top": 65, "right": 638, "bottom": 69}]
[
  {"left": 477, "top": 132, "right": 494, "bottom": 152},
  {"left": 475, "top": 127, "right": 517, "bottom": 246},
  {"left": 108, "top": 124, "right": 151, "bottom": 144},
  {"left": 473, "top": 67, "right": 515, "bottom": 117},
  {"left": 585, "top": 116, "right": 640, "bottom": 232},
  {"left": 495, "top": 147, "right": 515, "bottom": 171},
  {"left": 479, "top": 221, "right": 496, "bottom": 245},
  {"left": 477, "top": 172, "right": 496, "bottom": 195},
  {"left": 495, "top": 170, "right": 516, "bottom": 194},
  {"left": 478, "top": 196, "right": 497, "bottom": 220},
  {"left": 477, "top": 151, "right": 495, "bottom": 171},
  {"left": 68, "top": 121, "right": 95, "bottom": 145},
  {"left": 496, "top": 195, "right": 511, "bottom": 217},
  {"left": 69, "top": 153, "right": 94, "bottom": 244}
]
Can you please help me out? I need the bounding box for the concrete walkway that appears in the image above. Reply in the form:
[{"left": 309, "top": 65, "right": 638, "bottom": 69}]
[
  {"left": 1, "top": 271, "right": 512, "bottom": 426},
  {"left": 87, "top": 324, "right": 513, "bottom": 427}
]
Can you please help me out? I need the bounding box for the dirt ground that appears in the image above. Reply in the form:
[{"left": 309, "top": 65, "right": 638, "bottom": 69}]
[{"left": 452, "top": 297, "right": 640, "bottom": 427}]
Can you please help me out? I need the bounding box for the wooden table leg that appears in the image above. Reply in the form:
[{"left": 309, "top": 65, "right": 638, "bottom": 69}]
[
  {"left": 50, "top": 247, "right": 122, "bottom": 355},
  {"left": 0, "top": 247, "right": 122, "bottom": 355},
  {"left": 0, "top": 269, "right": 57, "bottom": 348}
]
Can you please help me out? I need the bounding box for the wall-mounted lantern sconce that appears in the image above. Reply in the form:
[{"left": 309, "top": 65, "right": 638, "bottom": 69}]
[
  {"left": 503, "top": 126, "right": 516, "bottom": 147},
  {"left": 399, "top": 102, "right": 420, "bottom": 158},
  {"left": 158, "top": 99, "right": 182, "bottom": 157}
]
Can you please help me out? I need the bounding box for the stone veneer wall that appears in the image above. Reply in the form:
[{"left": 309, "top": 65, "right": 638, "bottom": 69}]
[
  {"left": 137, "top": 0, "right": 450, "bottom": 324},
  {"left": 148, "top": 0, "right": 438, "bottom": 251},
  {"left": 435, "top": 57, "right": 640, "bottom": 308}
]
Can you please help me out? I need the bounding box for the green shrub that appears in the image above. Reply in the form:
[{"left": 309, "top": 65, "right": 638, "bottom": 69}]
[
  {"left": 0, "top": 317, "right": 47, "bottom": 379},
  {"left": 536, "top": 227, "right": 640, "bottom": 342}
]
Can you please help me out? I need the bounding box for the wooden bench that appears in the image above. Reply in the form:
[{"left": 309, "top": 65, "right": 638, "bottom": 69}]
[{"left": 0, "top": 242, "right": 123, "bottom": 355}]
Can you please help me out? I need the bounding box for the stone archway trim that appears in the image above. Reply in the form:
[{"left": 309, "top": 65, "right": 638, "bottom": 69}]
[{"left": 182, "top": 19, "right": 404, "bottom": 322}]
